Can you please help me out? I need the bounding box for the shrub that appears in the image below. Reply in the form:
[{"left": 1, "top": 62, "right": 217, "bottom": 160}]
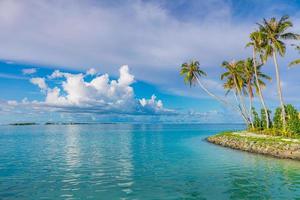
[
  {"left": 261, "top": 109, "right": 272, "bottom": 129},
  {"left": 285, "top": 104, "right": 300, "bottom": 134},
  {"left": 252, "top": 107, "right": 261, "bottom": 129},
  {"left": 273, "top": 107, "right": 283, "bottom": 130}
]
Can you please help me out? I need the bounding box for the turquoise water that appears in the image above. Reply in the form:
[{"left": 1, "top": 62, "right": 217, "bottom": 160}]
[{"left": 1, "top": 124, "right": 300, "bottom": 199}]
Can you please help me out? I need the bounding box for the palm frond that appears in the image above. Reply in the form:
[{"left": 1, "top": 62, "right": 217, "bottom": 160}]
[{"left": 289, "top": 59, "right": 300, "bottom": 67}]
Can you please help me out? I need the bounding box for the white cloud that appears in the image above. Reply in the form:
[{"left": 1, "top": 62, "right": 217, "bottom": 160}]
[
  {"left": 30, "top": 77, "right": 47, "bottom": 91},
  {"left": 0, "top": 0, "right": 253, "bottom": 86},
  {"left": 25, "top": 65, "right": 172, "bottom": 115},
  {"left": 22, "top": 68, "right": 36, "bottom": 75},
  {"left": 1, "top": 0, "right": 299, "bottom": 110},
  {"left": 86, "top": 68, "right": 97, "bottom": 76}
]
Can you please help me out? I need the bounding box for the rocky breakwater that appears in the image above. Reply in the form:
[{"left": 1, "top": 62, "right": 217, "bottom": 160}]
[{"left": 207, "top": 132, "right": 300, "bottom": 160}]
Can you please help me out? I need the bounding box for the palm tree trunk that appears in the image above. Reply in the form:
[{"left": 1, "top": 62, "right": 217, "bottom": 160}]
[
  {"left": 194, "top": 75, "right": 249, "bottom": 125},
  {"left": 248, "top": 95, "right": 254, "bottom": 129},
  {"left": 272, "top": 51, "right": 286, "bottom": 129},
  {"left": 233, "top": 77, "right": 251, "bottom": 125},
  {"left": 233, "top": 91, "right": 249, "bottom": 125},
  {"left": 252, "top": 49, "right": 269, "bottom": 129},
  {"left": 240, "top": 90, "right": 251, "bottom": 124},
  {"left": 194, "top": 75, "right": 228, "bottom": 105}
]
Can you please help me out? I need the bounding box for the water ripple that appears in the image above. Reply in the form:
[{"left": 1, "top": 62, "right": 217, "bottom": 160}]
[{"left": 1, "top": 124, "right": 300, "bottom": 199}]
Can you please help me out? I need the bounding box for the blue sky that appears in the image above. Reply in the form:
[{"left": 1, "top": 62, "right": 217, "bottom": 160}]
[{"left": 1, "top": 0, "right": 300, "bottom": 124}]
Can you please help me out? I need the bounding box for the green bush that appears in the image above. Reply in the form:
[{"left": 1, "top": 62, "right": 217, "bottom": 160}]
[
  {"left": 251, "top": 105, "right": 300, "bottom": 137},
  {"left": 273, "top": 107, "right": 283, "bottom": 130},
  {"left": 252, "top": 107, "right": 261, "bottom": 129},
  {"left": 285, "top": 104, "right": 300, "bottom": 134},
  {"left": 261, "top": 109, "right": 272, "bottom": 129}
]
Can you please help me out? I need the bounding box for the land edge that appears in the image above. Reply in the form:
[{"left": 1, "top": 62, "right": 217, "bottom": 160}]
[{"left": 206, "top": 131, "right": 300, "bottom": 161}]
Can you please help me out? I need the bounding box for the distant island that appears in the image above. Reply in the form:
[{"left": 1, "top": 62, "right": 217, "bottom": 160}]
[
  {"left": 9, "top": 122, "right": 38, "bottom": 126},
  {"left": 8, "top": 122, "right": 120, "bottom": 126}
]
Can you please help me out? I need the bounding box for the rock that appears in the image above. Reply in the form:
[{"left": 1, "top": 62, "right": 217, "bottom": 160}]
[{"left": 207, "top": 132, "right": 300, "bottom": 161}]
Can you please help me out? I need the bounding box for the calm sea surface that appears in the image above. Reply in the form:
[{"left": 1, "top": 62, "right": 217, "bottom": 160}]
[{"left": 1, "top": 124, "right": 300, "bottom": 199}]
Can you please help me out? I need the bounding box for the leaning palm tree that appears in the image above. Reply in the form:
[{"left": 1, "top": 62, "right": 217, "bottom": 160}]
[
  {"left": 221, "top": 60, "right": 251, "bottom": 126},
  {"left": 180, "top": 61, "right": 243, "bottom": 121},
  {"left": 246, "top": 31, "right": 271, "bottom": 128},
  {"left": 257, "top": 15, "right": 299, "bottom": 129},
  {"left": 180, "top": 61, "right": 227, "bottom": 105}
]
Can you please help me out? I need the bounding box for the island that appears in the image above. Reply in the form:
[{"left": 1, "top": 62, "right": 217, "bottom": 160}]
[
  {"left": 178, "top": 15, "right": 300, "bottom": 161},
  {"left": 207, "top": 131, "right": 300, "bottom": 160}
]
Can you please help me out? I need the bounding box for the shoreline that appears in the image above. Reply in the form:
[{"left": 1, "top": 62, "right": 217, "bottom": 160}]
[{"left": 207, "top": 131, "right": 300, "bottom": 161}]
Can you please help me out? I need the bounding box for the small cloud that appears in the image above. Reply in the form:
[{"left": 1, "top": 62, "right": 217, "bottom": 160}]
[
  {"left": 48, "top": 70, "right": 64, "bottom": 79},
  {"left": 7, "top": 100, "right": 18, "bottom": 106},
  {"left": 30, "top": 77, "right": 48, "bottom": 91},
  {"left": 5, "top": 61, "right": 15, "bottom": 65},
  {"left": 86, "top": 68, "right": 97, "bottom": 76},
  {"left": 22, "top": 68, "right": 37, "bottom": 75}
]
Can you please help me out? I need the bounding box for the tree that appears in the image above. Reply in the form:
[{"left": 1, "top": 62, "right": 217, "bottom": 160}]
[
  {"left": 258, "top": 15, "right": 299, "bottom": 129},
  {"left": 247, "top": 31, "right": 271, "bottom": 129},
  {"left": 221, "top": 60, "right": 251, "bottom": 126},
  {"left": 180, "top": 61, "right": 229, "bottom": 105},
  {"left": 242, "top": 58, "right": 256, "bottom": 129},
  {"left": 180, "top": 61, "right": 244, "bottom": 123}
]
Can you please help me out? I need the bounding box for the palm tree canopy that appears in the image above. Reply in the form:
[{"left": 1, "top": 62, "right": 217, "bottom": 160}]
[
  {"left": 257, "top": 15, "right": 299, "bottom": 60},
  {"left": 243, "top": 58, "right": 271, "bottom": 94},
  {"left": 247, "top": 31, "right": 267, "bottom": 52},
  {"left": 180, "top": 61, "right": 207, "bottom": 87},
  {"left": 289, "top": 59, "right": 300, "bottom": 66},
  {"left": 221, "top": 60, "right": 246, "bottom": 94}
]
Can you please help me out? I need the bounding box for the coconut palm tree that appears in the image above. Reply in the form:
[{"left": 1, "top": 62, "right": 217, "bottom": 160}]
[
  {"left": 221, "top": 60, "right": 251, "bottom": 126},
  {"left": 257, "top": 15, "right": 299, "bottom": 129},
  {"left": 246, "top": 31, "right": 271, "bottom": 128},
  {"left": 243, "top": 58, "right": 272, "bottom": 129},
  {"left": 243, "top": 58, "right": 256, "bottom": 129},
  {"left": 180, "top": 61, "right": 227, "bottom": 105},
  {"left": 180, "top": 61, "right": 244, "bottom": 121},
  {"left": 222, "top": 73, "right": 249, "bottom": 125}
]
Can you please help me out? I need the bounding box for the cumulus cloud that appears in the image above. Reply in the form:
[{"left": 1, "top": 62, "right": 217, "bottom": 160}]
[
  {"left": 25, "top": 65, "right": 172, "bottom": 115},
  {"left": 22, "top": 68, "right": 36, "bottom": 75}
]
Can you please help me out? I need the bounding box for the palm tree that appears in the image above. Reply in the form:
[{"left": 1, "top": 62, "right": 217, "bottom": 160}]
[
  {"left": 221, "top": 60, "right": 251, "bottom": 126},
  {"left": 180, "top": 61, "right": 243, "bottom": 121},
  {"left": 243, "top": 58, "right": 256, "bottom": 129},
  {"left": 246, "top": 31, "right": 271, "bottom": 128},
  {"left": 222, "top": 74, "right": 249, "bottom": 125},
  {"left": 180, "top": 61, "right": 227, "bottom": 104},
  {"left": 243, "top": 58, "right": 272, "bottom": 129},
  {"left": 257, "top": 15, "right": 299, "bottom": 129},
  {"left": 289, "top": 45, "right": 300, "bottom": 66}
]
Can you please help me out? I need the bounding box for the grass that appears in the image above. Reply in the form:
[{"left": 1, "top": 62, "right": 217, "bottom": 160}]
[{"left": 208, "top": 130, "right": 300, "bottom": 148}]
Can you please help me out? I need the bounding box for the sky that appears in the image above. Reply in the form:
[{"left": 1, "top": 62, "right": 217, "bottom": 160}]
[{"left": 1, "top": 0, "right": 300, "bottom": 124}]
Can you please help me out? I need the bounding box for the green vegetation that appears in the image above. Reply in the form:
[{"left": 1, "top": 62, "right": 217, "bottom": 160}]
[
  {"left": 207, "top": 131, "right": 300, "bottom": 160},
  {"left": 180, "top": 15, "right": 300, "bottom": 138}
]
